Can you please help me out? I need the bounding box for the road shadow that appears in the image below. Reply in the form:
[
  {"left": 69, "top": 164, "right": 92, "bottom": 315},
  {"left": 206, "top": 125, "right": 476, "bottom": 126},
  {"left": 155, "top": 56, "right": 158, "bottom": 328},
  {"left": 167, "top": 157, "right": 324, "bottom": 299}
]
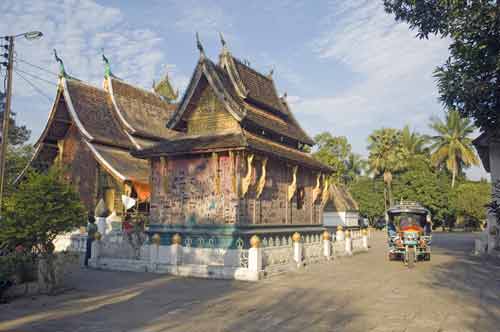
[
  {"left": 0, "top": 268, "right": 245, "bottom": 332},
  {"left": 423, "top": 232, "right": 500, "bottom": 331}
]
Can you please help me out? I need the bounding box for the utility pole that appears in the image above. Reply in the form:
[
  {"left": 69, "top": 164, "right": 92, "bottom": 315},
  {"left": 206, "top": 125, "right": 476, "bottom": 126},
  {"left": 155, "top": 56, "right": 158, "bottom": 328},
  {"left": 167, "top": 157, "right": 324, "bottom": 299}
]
[{"left": 0, "top": 36, "right": 14, "bottom": 214}]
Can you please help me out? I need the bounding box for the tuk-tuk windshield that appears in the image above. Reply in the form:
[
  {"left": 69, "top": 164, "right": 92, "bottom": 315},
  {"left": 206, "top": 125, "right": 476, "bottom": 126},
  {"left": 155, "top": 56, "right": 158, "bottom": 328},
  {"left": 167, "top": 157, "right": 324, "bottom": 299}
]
[{"left": 389, "top": 212, "right": 427, "bottom": 230}]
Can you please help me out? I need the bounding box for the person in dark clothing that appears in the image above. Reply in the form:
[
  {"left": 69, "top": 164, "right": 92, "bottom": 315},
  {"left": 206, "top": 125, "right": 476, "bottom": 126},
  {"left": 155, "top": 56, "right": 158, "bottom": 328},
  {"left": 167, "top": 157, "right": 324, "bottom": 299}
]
[{"left": 84, "top": 215, "right": 98, "bottom": 267}]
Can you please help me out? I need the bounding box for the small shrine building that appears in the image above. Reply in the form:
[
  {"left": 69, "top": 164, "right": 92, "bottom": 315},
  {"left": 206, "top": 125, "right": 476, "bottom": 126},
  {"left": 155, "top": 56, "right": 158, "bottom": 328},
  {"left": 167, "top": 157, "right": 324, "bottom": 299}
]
[{"left": 133, "top": 36, "right": 333, "bottom": 248}]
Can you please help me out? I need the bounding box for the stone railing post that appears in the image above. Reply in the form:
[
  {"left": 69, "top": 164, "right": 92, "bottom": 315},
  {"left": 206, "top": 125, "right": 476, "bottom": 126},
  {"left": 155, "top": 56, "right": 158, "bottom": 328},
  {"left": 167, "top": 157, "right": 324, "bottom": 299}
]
[
  {"left": 171, "top": 233, "right": 182, "bottom": 266},
  {"left": 150, "top": 233, "right": 161, "bottom": 268},
  {"left": 90, "top": 232, "right": 102, "bottom": 267},
  {"left": 322, "top": 230, "right": 332, "bottom": 259},
  {"left": 362, "top": 229, "right": 369, "bottom": 250},
  {"left": 336, "top": 225, "right": 345, "bottom": 241},
  {"left": 292, "top": 232, "right": 302, "bottom": 267},
  {"left": 345, "top": 230, "right": 352, "bottom": 256},
  {"left": 248, "top": 235, "right": 262, "bottom": 280}
]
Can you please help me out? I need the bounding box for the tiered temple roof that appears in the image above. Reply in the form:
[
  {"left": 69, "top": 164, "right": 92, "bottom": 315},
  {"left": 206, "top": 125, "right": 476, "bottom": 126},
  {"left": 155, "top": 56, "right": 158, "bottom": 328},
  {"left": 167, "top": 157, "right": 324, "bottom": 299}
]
[
  {"left": 19, "top": 60, "right": 179, "bottom": 188},
  {"left": 137, "top": 39, "right": 327, "bottom": 171}
]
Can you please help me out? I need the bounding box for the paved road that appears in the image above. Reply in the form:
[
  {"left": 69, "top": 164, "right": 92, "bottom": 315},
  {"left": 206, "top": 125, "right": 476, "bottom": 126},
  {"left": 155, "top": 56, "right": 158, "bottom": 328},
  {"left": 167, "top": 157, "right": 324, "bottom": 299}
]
[{"left": 1, "top": 232, "right": 499, "bottom": 332}]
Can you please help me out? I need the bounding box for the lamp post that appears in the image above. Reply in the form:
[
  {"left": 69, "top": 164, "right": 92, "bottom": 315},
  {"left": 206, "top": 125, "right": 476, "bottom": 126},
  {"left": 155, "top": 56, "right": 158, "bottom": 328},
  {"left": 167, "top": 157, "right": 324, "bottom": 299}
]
[{"left": 0, "top": 31, "right": 43, "bottom": 215}]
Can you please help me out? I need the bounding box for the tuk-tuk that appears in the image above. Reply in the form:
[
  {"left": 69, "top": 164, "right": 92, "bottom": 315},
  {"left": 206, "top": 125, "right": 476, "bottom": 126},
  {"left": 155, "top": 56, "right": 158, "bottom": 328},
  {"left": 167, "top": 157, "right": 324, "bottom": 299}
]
[{"left": 386, "top": 200, "right": 432, "bottom": 268}]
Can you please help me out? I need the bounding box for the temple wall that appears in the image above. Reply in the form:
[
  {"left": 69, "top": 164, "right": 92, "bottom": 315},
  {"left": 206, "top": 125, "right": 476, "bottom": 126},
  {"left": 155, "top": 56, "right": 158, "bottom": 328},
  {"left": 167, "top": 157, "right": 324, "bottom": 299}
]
[
  {"left": 239, "top": 156, "right": 322, "bottom": 225},
  {"left": 61, "top": 125, "right": 98, "bottom": 212},
  {"left": 150, "top": 153, "right": 239, "bottom": 225}
]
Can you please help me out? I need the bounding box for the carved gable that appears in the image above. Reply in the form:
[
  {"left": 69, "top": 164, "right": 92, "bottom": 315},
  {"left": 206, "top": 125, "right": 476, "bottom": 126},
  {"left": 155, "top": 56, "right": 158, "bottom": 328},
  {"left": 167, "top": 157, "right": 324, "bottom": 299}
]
[{"left": 186, "top": 85, "right": 239, "bottom": 135}]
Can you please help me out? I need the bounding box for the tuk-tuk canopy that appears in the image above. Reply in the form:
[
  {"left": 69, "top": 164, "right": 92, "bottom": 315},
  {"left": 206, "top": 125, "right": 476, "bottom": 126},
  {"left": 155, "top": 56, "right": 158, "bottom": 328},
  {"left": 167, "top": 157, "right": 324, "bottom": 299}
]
[{"left": 386, "top": 201, "right": 430, "bottom": 217}]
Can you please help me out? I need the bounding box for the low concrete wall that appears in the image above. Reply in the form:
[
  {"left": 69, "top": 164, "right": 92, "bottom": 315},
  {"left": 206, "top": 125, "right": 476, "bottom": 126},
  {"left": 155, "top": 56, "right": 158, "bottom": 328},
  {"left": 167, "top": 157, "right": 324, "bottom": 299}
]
[{"left": 88, "top": 229, "right": 369, "bottom": 281}]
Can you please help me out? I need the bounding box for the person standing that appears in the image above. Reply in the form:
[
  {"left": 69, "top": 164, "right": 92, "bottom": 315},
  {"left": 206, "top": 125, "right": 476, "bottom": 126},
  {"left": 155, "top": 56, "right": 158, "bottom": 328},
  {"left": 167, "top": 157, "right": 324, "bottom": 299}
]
[{"left": 84, "top": 215, "right": 97, "bottom": 267}]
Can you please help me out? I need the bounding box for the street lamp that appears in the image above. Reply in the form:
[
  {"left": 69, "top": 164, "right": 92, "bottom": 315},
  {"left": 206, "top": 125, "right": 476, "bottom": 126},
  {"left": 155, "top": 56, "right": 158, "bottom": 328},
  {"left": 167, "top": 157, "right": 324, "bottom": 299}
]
[{"left": 0, "top": 31, "right": 43, "bottom": 214}]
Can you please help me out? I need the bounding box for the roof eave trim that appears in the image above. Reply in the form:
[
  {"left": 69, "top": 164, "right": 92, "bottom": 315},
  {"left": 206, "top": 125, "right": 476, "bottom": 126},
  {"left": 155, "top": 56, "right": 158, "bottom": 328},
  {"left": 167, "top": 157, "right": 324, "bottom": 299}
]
[
  {"left": 34, "top": 86, "right": 63, "bottom": 147},
  {"left": 61, "top": 78, "right": 94, "bottom": 141},
  {"left": 106, "top": 76, "right": 137, "bottom": 134},
  {"left": 13, "top": 143, "right": 45, "bottom": 184},
  {"left": 220, "top": 54, "right": 248, "bottom": 98},
  {"left": 167, "top": 62, "right": 204, "bottom": 129},
  {"left": 85, "top": 141, "right": 127, "bottom": 182},
  {"left": 200, "top": 63, "right": 244, "bottom": 121}
]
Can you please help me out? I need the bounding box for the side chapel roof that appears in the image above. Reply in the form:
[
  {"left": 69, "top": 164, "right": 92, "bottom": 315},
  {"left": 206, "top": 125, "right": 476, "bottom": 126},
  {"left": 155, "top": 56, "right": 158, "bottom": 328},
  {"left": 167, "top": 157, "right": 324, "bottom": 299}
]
[
  {"left": 324, "top": 184, "right": 359, "bottom": 212},
  {"left": 107, "top": 77, "right": 178, "bottom": 141},
  {"left": 19, "top": 76, "right": 152, "bottom": 185}
]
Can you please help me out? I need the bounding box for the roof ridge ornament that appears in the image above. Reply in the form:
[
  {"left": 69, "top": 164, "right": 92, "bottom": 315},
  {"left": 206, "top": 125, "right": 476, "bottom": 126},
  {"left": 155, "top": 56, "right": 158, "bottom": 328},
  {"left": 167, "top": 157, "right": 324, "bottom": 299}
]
[
  {"left": 102, "top": 49, "right": 113, "bottom": 78},
  {"left": 219, "top": 31, "right": 229, "bottom": 54},
  {"left": 267, "top": 68, "right": 274, "bottom": 79},
  {"left": 53, "top": 49, "right": 67, "bottom": 78},
  {"left": 196, "top": 32, "right": 206, "bottom": 59}
]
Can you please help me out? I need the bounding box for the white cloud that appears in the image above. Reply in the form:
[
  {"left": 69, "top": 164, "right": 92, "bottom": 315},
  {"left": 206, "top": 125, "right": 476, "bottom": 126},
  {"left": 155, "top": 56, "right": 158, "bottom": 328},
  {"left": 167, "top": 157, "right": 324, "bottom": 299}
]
[
  {"left": 292, "top": 0, "right": 450, "bottom": 142},
  {"left": 292, "top": 0, "right": 488, "bottom": 179},
  {"left": 0, "top": 0, "right": 176, "bottom": 96},
  {"left": 173, "top": 1, "right": 232, "bottom": 34}
]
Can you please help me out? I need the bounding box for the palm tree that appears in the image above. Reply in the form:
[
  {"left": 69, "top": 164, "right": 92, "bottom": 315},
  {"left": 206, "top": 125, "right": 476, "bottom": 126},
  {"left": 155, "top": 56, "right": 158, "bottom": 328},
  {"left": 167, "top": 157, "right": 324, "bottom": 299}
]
[
  {"left": 368, "top": 128, "right": 408, "bottom": 209},
  {"left": 429, "top": 110, "right": 479, "bottom": 188},
  {"left": 344, "top": 153, "right": 366, "bottom": 183},
  {"left": 401, "top": 125, "right": 429, "bottom": 155}
]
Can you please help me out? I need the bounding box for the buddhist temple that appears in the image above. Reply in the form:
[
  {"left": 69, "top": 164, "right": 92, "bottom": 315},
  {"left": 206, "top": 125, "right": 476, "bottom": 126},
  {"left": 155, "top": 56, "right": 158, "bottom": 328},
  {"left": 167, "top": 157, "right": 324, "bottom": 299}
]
[
  {"left": 18, "top": 50, "right": 178, "bottom": 221},
  {"left": 133, "top": 35, "right": 333, "bottom": 248}
]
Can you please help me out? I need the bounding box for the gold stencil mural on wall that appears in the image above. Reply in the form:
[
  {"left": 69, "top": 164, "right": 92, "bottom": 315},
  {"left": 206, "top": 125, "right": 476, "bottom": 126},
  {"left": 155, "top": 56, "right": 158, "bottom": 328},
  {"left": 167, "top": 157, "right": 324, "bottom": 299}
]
[
  {"left": 160, "top": 157, "right": 168, "bottom": 194},
  {"left": 212, "top": 152, "right": 220, "bottom": 194}
]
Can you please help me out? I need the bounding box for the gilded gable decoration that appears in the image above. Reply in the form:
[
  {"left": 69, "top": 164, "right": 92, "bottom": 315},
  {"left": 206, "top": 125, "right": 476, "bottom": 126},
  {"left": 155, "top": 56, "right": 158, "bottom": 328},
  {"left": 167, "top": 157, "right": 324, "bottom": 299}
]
[
  {"left": 321, "top": 176, "right": 330, "bottom": 206},
  {"left": 312, "top": 173, "right": 321, "bottom": 203},
  {"left": 255, "top": 157, "right": 268, "bottom": 199},
  {"left": 153, "top": 71, "right": 179, "bottom": 103},
  {"left": 287, "top": 165, "right": 298, "bottom": 201},
  {"left": 240, "top": 153, "right": 254, "bottom": 198}
]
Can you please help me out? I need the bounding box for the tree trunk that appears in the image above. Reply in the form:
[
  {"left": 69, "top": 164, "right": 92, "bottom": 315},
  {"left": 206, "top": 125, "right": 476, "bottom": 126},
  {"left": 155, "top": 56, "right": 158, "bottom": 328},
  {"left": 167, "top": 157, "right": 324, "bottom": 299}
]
[
  {"left": 383, "top": 185, "right": 388, "bottom": 211},
  {"left": 387, "top": 179, "right": 393, "bottom": 207}
]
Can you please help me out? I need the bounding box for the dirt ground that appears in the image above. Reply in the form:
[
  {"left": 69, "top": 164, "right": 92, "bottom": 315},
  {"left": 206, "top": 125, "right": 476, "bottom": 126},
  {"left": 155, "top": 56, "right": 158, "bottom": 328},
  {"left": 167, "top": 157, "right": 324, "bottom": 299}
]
[{"left": 1, "top": 232, "right": 499, "bottom": 332}]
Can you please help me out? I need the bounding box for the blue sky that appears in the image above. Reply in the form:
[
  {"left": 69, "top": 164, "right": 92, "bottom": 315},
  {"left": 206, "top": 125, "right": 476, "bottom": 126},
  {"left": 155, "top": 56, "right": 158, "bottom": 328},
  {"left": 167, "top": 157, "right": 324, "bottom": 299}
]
[{"left": 1, "top": 0, "right": 488, "bottom": 179}]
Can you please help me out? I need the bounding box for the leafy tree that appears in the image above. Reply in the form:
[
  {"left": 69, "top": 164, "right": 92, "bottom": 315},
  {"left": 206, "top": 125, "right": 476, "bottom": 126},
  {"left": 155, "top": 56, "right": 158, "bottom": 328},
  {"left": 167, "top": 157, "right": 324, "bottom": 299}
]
[
  {"left": 349, "top": 176, "right": 385, "bottom": 223},
  {"left": 429, "top": 110, "right": 479, "bottom": 187},
  {"left": 0, "top": 167, "right": 85, "bottom": 293},
  {"left": 450, "top": 180, "right": 491, "bottom": 229},
  {"left": 392, "top": 157, "right": 452, "bottom": 227},
  {"left": 367, "top": 128, "right": 408, "bottom": 209},
  {"left": 383, "top": 1, "right": 500, "bottom": 132},
  {"left": 5, "top": 145, "right": 33, "bottom": 186},
  {"left": 313, "top": 132, "right": 352, "bottom": 183},
  {"left": 0, "top": 92, "right": 31, "bottom": 146}
]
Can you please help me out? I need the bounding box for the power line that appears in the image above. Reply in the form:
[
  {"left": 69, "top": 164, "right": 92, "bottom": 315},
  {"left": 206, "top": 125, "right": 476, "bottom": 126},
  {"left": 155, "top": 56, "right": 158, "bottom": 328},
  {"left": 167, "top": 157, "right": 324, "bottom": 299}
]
[
  {"left": 14, "top": 70, "right": 53, "bottom": 102},
  {"left": 15, "top": 57, "right": 59, "bottom": 77},
  {"left": 13, "top": 67, "right": 57, "bottom": 87}
]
